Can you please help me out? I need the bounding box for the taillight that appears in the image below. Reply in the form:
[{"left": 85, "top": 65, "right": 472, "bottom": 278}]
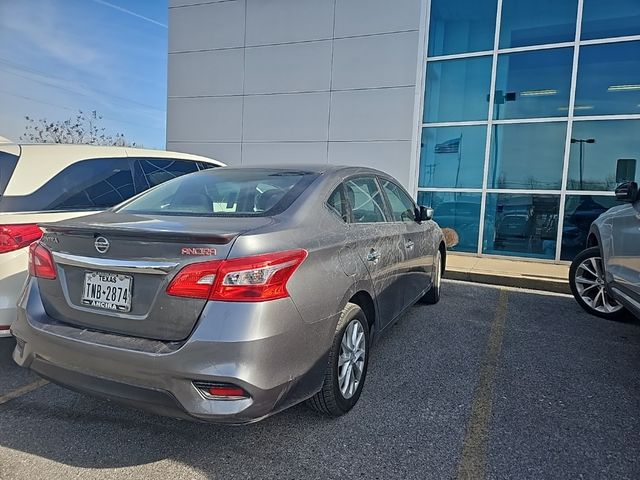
[
  {"left": 0, "top": 224, "right": 43, "bottom": 254},
  {"left": 28, "top": 242, "right": 57, "bottom": 279},
  {"left": 167, "top": 249, "right": 307, "bottom": 302},
  {"left": 166, "top": 260, "right": 222, "bottom": 299},
  {"left": 216, "top": 249, "right": 308, "bottom": 301}
]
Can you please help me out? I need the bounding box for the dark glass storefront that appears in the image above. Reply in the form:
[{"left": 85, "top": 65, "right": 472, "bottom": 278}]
[{"left": 420, "top": 0, "right": 640, "bottom": 261}]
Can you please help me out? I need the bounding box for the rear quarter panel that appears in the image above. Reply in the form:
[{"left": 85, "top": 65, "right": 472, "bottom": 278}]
[{"left": 230, "top": 208, "right": 375, "bottom": 326}]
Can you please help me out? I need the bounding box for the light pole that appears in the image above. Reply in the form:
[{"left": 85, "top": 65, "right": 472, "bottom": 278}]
[{"left": 570, "top": 138, "right": 595, "bottom": 190}]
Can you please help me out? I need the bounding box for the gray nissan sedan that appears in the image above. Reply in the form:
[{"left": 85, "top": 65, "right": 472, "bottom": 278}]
[{"left": 12, "top": 165, "right": 446, "bottom": 423}]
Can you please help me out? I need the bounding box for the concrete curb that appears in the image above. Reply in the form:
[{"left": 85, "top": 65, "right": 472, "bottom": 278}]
[{"left": 444, "top": 269, "right": 570, "bottom": 294}]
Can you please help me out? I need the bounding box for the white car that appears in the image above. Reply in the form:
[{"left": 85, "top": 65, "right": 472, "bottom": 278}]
[{"left": 0, "top": 143, "right": 224, "bottom": 336}]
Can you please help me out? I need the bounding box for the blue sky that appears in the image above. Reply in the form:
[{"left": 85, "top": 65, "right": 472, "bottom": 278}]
[{"left": 0, "top": 0, "right": 168, "bottom": 148}]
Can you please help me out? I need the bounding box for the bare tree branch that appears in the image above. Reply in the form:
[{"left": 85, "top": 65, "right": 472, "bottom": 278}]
[{"left": 20, "top": 110, "right": 140, "bottom": 147}]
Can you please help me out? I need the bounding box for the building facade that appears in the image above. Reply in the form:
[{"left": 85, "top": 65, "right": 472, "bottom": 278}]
[{"left": 167, "top": 0, "right": 640, "bottom": 263}]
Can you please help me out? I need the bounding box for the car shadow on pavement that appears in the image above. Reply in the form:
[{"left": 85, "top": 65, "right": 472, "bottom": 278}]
[
  {"left": 1, "top": 380, "right": 332, "bottom": 474},
  {"left": 0, "top": 335, "right": 344, "bottom": 476}
]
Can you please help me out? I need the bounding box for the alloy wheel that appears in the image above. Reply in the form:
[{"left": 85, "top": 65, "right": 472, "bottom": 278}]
[
  {"left": 574, "top": 256, "right": 623, "bottom": 314},
  {"left": 338, "top": 319, "right": 366, "bottom": 399}
]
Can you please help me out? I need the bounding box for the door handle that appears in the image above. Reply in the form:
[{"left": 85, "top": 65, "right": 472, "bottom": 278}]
[
  {"left": 405, "top": 240, "right": 415, "bottom": 250},
  {"left": 366, "top": 249, "right": 381, "bottom": 263}
]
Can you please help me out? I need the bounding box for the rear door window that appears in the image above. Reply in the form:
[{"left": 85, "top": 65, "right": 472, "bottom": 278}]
[
  {"left": 0, "top": 158, "right": 134, "bottom": 212},
  {"left": 344, "top": 177, "right": 387, "bottom": 223}
]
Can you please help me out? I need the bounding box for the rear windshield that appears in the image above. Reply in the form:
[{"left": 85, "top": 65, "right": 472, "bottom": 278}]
[
  {"left": 117, "top": 168, "right": 319, "bottom": 217},
  {"left": 0, "top": 150, "right": 19, "bottom": 197}
]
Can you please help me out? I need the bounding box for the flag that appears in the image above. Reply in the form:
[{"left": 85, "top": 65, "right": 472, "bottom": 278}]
[{"left": 434, "top": 137, "right": 460, "bottom": 154}]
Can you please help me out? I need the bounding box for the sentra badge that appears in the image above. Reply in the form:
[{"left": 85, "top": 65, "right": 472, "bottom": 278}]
[{"left": 181, "top": 247, "right": 217, "bottom": 256}]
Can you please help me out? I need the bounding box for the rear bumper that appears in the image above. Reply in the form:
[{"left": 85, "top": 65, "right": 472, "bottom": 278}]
[
  {"left": 28, "top": 357, "right": 195, "bottom": 421},
  {"left": 11, "top": 279, "right": 332, "bottom": 424}
]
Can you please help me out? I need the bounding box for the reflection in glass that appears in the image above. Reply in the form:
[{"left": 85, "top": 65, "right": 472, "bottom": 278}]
[
  {"left": 428, "top": 0, "right": 497, "bottom": 56},
  {"left": 494, "top": 48, "right": 573, "bottom": 119},
  {"left": 581, "top": 0, "right": 640, "bottom": 40},
  {"left": 424, "top": 56, "right": 492, "bottom": 123},
  {"left": 574, "top": 41, "right": 640, "bottom": 116},
  {"left": 568, "top": 120, "right": 640, "bottom": 191},
  {"left": 418, "top": 191, "right": 481, "bottom": 253},
  {"left": 488, "top": 122, "right": 566, "bottom": 189},
  {"left": 419, "top": 126, "right": 487, "bottom": 189},
  {"left": 499, "top": 0, "right": 577, "bottom": 48},
  {"left": 561, "top": 195, "right": 622, "bottom": 260},
  {"left": 483, "top": 193, "right": 560, "bottom": 259}
]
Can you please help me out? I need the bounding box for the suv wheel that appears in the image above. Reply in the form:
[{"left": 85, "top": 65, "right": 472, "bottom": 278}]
[
  {"left": 569, "top": 246, "right": 626, "bottom": 320},
  {"left": 307, "top": 302, "right": 369, "bottom": 416}
]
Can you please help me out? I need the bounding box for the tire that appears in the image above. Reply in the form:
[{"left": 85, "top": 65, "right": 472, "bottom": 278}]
[
  {"left": 569, "top": 246, "right": 627, "bottom": 320},
  {"left": 307, "top": 302, "right": 370, "bottom": 416},
  {"left": 419, "top": 250, "right": 442, "bottom": 305}
]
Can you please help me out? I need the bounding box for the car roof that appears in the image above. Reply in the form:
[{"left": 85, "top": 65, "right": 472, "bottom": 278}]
[
  {"left": 215, "top": 163, "right": 393, "bottom": 178},
  {"left": 216, "top": 163, "right": 334, "bottom": 174},
  {"left": 1, "top": 143, "right": 222, "bottom": 164}
]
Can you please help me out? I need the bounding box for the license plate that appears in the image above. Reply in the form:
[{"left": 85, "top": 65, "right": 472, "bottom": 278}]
[{"left": 81, "top": 271, "right": 132, "bottom": 312}]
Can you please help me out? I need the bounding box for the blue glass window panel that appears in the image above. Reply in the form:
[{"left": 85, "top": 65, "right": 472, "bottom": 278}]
[
  {"left": 424, "top": 56, "right": 492, "bottom": 123},
  {"left": 567, "top": 120, "right": 640, "bottom": 191},
  {"left": 561, "top": 195, "right": 623, "bottom": 260},
  {"left": 499, "top": 0, "right": 578, "bottom": 48},
  {"left": 582, "top": 0, "right": 640, "bottom": 40},
  {"left": 488, "top": 122, "right": 567, "bottom": 189},
  {"left": 428, "top": 0, "right": 497, "bottom": 57},
  {"left": 574, "top": 41, "right": 640, "bottom": 116},
  {"left": 483, "top": 193, "right": 560, "bottom": 259},
  {"left": 494, "top": 48, "right": 573, "bottom": 119},
  {"left": 419, "top": 126, "right": 487, "bottom": 189},
  {"left": 418, "top": 191, "right": 481, "bottom": 253}
]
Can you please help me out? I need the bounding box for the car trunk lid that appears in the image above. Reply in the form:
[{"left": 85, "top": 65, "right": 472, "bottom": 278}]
[{"left": 37, "top": 212, "right": 273, "bottom": 341}]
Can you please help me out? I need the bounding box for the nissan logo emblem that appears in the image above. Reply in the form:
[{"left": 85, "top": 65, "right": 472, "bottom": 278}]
[{"left": 94, "top": 236, "right": 110, "bottom": 254}]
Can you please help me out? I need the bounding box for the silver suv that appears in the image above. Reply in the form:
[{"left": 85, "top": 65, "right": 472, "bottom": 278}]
[{"left": 569, "top": 181, "right": 640, "bottom": 320}]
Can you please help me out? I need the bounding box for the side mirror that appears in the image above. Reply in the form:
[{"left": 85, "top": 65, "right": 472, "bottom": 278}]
[
  {"left": 417, "top": 205, "right": 434, "bottom": 222},
  {"left": 614, "top": 181, "right": 639, "bottom": 203}
]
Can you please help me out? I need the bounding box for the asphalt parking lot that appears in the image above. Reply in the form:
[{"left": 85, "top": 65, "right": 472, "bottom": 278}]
[{"left": 1, "top": 280, "right": 639, "bottom": 480}]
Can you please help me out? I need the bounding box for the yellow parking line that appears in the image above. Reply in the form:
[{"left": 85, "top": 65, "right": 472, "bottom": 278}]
[
  {"left": 456, "top": 289, "right": 509, "bottom": 480},
  {"left": 0, "top": 379, "right": 49, "bottom": 405}
]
